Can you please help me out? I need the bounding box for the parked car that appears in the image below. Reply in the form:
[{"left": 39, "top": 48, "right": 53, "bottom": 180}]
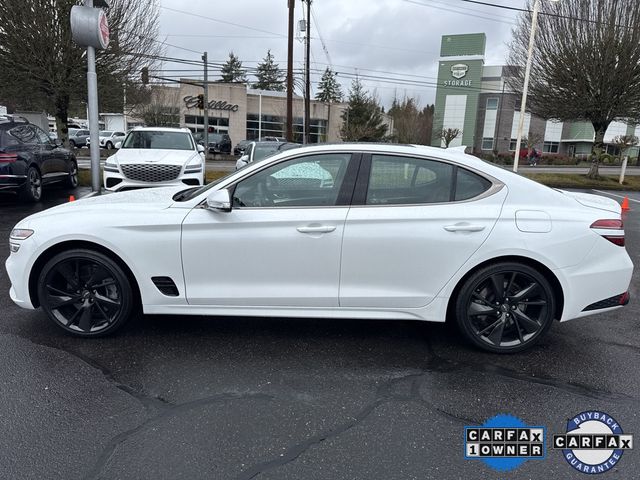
[
  {"left": 87, "top": 130, "right": 126, "bottom": 150},
  {"left": 233, "top": 139, "right": 252, "bottom": 156},
  {"left": 0, "top": 115, "right": 78, "bottom": 202},
  {"left": 68, "top": 128, "right": 90, "bottom": 148},
  {"left": 235, "top": 141, "right": 301, "bottom": 170},
  {"left": 261, "top": 136, "right": 287, "bottom": 142},
  {"left": 207, "top": 133, "right": 232, "bottom": 154},
  {"left": 103, "top": 127, "right": 205, "bottom": 191},
  {"left": 7, "top": 143, "right": 633, "bottom": 352}
]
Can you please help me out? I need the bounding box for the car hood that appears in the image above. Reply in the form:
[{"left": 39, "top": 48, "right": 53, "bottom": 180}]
[
  {"left": 114, "top": 149, "right": 198, "bottom": 166},
  {"left": 18, "top": 187, "right": 184, "bottom": 226},
  {"left": 558, "top": 190, "right": 621, "bottom": 214}
]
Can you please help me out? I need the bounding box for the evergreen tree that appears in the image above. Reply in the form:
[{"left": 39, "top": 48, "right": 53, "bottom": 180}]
[
  {"left": 340, "top": 78, "right": 388, "bottom": 141},
  {"left": 252, "top": 50, "right": 285, "bottom": 91},
  {"left": 219, "top": 51, "right": 247, "bottom": 83},
  {"left": 388, "top": 96, "right": 434, "bottom": 144},
  {"left": 315, "top": 67, "right": 343, "bottom": 102}
]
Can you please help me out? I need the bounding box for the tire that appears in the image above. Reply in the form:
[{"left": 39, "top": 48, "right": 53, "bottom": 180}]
[
  {"left": 69, "top": 140, "right": 76, "bottom": 148},
  {"left": 19, "top": 166, "right": 42, "bottom": 202},
  {"left": 37, "top": 249, "right": 134, "bottom": 337},
  {"left": 106, "top": 141, "right": 113, "bottom": 150},
  {"left": 454, "top": 262, "right": 555, "bottom": 353},
  {"left": 66, "top": 160, "right": 78, "bottom": 188}
]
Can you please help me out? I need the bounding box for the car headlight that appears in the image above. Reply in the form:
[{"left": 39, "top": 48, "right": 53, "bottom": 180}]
[
  {"left": 185, "top": 156, "right": 203, "bottom": 173},
  {"left": 104, "top": 157, "right": 119, "bottom": 172},
  {"left": 9, "top": 228, "right": 34, "bottom": 253},
  {"left": 10, "top": 228, "right": 34, "bottom": 240}
]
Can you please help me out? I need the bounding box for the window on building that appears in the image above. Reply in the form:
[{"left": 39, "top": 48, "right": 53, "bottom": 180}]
[
  {"left": 246, "top": 114, "right": 327, "bottom": 143},
  {"left": 509, "top": 139, "right": 517, "bottom": 151},
  {"left": 481, "top": 138, "right": 494, "bottom": 150},
  {"left": 486, "top": 98, "right": 499, "bottom": 110},
  {"left": 543, "top": 141, "right": 559, "bottom": 153}
]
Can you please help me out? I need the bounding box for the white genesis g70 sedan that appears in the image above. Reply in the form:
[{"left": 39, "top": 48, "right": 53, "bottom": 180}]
[{"left": 5, "top": 144, "right": 633, "bottom": 353}]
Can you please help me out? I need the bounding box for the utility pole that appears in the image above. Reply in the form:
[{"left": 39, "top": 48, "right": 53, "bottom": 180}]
[
  {"left": 286, "top": 0, "right": 295, "bottom": 141},
  {"left": 304, "top": 0, "right": 311, "bottom": 144},
  {"left": 203, "top": 51, "right": 209, "bottom": 153}
]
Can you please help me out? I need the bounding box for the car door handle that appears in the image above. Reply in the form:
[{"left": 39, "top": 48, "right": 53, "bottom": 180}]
[
  {"left": 297, "top": 225, "right": 337, "bottom": 234},
  {"left": 443, "top": 223, "right": 486, "bottom": 232}
]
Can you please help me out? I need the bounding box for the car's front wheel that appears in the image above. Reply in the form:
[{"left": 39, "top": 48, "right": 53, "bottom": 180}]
[
  {"left": 37, "top": 249, "right": 134, "bottom": 337},
  {"left": 106, "top": 141, "right": 114, "bottom": 150},
  {"left": 455, "top": 262, "right": 555, "bottom": 353}
]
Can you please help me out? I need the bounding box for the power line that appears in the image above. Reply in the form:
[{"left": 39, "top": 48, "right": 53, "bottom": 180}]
[
  {"left": 310, "top": 3, "right": 332, "bottom": 67},
  {"left": 403, "top": 0, "right": 517, "bottom": 25},
  {"left": 160, "top": 5, "right": 286, "bottom": 38}
]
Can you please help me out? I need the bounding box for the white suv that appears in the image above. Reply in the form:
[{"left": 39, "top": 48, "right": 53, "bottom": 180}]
[{"left": 103, "top": 127, "right": 205, "bottom": 191}]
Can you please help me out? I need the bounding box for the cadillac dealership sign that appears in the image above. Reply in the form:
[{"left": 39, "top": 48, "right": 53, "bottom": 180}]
[
  {"left": 443, "top": 63, "right": 473, "bottom": 87},
  {"left": 183, "top": 96, "right": 239, "bottom": 112}
]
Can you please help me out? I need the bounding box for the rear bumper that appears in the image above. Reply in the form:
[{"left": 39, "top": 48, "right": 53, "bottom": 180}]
[
  {"left": 0, "top": 174, "right": 27, "bottom": 190},
  {"left": 557, "top": 241, "right": 633, "bottom": 321}
]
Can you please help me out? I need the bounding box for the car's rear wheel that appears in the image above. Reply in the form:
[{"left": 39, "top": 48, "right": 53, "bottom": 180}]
[
  {"left": 66, "top": 160, "right": 78, "bottom": 188},
  {"left": 19, "top": 166, "right": 42, "bottom": 202},
  {"left": 455, "top": 262, "right": 555, "bottom": 353},
  {"left": 37, "top": 249, "right": 133, "bottom": 337},
  {"left": 69, "top": 140, "right": 76, "bottom": 148}
]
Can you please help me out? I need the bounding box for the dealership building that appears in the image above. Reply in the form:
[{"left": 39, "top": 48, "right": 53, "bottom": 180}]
[
  {"left": 432, "top": 33, "right": 640, "bottom": 157},
  {"left": 139, "top": 82, "right": 349, "bottom": 145}
]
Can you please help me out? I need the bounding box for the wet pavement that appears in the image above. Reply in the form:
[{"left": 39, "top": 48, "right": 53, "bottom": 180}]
[{"left": 0, "top": 186, "right": 638, "bottom": 480}]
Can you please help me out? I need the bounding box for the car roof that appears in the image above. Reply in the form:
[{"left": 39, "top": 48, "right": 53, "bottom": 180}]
[{"left": 132, "top": 127, "right": 192, "bottom": 133}]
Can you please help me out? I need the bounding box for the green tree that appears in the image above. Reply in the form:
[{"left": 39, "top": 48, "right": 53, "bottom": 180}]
[
  {"left": 0, "top": 0, "right": 162, "bottom": 146},
  {"left": 388, "top": 96, "right": 434, "bottom": 144},
  {"left": 252, "top": 50, "right": 285, "bottom": 91},
  {"left": 340, "top": 78, "right": 388, "bottom": 141},
  {"left": 219, "top": 51, "right": 247, "bottom": 83},
  {"left": 508, "top": 0, "right": 640, "bottom": 178},
  {"left": 315, "top": 67, "right": 343, "bottom": 102}
]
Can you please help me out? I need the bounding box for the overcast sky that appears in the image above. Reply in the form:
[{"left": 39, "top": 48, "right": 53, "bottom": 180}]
[{"left": 156, "top": 0, "right": 524, "bottom": 108}]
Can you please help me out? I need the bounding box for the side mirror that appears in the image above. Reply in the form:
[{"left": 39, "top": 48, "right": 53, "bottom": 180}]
[
  {"left": 115, "top": 142, "right": 122, "bottom": 149},
  {"left": 205, "top": 189, "right": 231, "bottom": 212},
  {"left": 197, "top": 144, "right": 205, "bottom": 153}
]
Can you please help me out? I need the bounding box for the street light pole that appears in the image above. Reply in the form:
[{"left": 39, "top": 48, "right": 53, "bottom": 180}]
[
  {"left": 512, "top": 0, "right": 541, "bottom": 173},
  {"left": 513, "top": 0, "right": 560, "bottom": 172}
]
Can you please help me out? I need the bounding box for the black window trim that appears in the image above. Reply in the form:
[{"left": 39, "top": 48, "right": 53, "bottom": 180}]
[{"left": 352, "top": 152, "right": 503, "bottom": 207}]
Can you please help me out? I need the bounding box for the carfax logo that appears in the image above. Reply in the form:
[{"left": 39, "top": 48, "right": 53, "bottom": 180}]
[
  {"left": 554, "top": 411, "right": 633, "bottom": 474},
  {"left": 464, "top": 414, "right": 546, "bottom": 472}
]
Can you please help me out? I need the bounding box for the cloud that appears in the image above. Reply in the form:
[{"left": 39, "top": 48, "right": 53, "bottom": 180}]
[{"left": 156, "top": 0, "right": 519, "bottom": 107}]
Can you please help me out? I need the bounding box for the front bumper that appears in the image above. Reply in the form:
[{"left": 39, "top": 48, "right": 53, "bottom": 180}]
[
  {"left": 5, "top": 239, "right": 37, "bottom": 309},
  {"left": 103, "top": 165, "right": 203, "bottom": 191}
]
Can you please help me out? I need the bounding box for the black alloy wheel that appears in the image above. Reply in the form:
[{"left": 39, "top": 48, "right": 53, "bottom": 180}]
[
  {"left": 69, "top": 140, "right": 76, "bottom": 148},
  {"left": 37, "top": 249, "right": 133, "bottom": 337},
  {"left": 19, "top": 166, "right": 42, "bottom": 202},
  {"left": 66, "top": 161, "right": 78, "bottom": 188},
  {"left": 106, "top": 141, "right": 114, "bottom": 150},
  {"left": 455, "top": 262, "right": 555, "bottom": 353}
]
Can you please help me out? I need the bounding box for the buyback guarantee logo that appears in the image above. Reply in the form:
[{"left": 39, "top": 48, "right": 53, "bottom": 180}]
[
  {"left": 464, "top": 414, "right": 546, "bottom": 472},
  {"left": 554, "top": 411, "right": 633, "bottom": 474}
]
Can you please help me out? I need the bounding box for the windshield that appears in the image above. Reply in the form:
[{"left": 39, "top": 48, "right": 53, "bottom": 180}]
[
  {"left": 99, "top": 131, "right": 113, "bottom": 136},
  {"left": 254, "top": 144, "right": 281, "bottom": 161},
  {"left": 122, "top": 131, "right": 194, "bottom": 150}
]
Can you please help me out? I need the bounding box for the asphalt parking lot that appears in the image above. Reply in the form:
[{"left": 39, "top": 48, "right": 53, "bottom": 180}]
[{"left": 0, "top": 186, "right": 639, "bottom": 480}]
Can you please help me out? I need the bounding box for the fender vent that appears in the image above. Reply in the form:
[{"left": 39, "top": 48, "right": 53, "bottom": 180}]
[{"left": 151, "top": 276, "right": 179, "bottom": 297}]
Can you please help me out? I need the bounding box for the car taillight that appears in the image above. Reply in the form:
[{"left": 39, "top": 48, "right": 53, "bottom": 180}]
[
  {"left": 0, "top": 153, "right": 18, "bottom": 162},
  {"left": 590, "top": 219, "right": 625, "bottom": 246}
]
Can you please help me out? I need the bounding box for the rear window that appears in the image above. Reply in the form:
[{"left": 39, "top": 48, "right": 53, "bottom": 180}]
[{"left": 455, "top": 168, "right": 492, "bottom": 201}]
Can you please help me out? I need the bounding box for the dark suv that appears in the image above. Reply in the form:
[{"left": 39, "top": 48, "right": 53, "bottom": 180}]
[
  {"left": 207, "top": 133, "right": 232, "bottom": 154},
  {"left": 0, "top": 116, "right": 78, "bottom": 201}
]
